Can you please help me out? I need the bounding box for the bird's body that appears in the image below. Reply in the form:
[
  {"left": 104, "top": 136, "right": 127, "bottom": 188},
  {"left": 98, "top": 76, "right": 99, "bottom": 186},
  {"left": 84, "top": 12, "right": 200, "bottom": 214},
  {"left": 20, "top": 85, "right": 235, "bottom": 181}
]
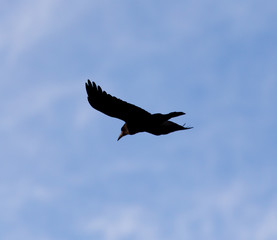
[{"left": 85, "top": 80, "right": 192, "bottom": 140}]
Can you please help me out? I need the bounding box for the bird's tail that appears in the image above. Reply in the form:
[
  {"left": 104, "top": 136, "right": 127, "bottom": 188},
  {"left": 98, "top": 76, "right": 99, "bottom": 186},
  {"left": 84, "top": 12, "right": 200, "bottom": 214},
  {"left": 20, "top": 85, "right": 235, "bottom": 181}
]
[
  {"left": 166, "top": 111, "right": 185, "bottom": 120},
  {"left": 152, "top": 112, "right": 186, "bottom": 123},
  {"left": 157, "top": 121, "right": 192, "bottom": 135}
]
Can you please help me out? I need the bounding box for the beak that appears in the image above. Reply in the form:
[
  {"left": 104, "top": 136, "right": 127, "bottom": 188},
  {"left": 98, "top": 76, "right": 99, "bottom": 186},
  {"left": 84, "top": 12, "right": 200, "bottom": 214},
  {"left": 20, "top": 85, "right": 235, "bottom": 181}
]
[{"left": 117, "top": 131, "right": 124, "bottom": 141}]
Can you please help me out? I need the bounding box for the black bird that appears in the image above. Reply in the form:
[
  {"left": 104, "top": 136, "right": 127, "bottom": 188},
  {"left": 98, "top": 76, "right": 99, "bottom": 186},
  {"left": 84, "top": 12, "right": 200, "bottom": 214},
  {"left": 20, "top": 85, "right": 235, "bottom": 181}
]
[{"left": 85, "top": 80, "right": 192, "bottom": 140}]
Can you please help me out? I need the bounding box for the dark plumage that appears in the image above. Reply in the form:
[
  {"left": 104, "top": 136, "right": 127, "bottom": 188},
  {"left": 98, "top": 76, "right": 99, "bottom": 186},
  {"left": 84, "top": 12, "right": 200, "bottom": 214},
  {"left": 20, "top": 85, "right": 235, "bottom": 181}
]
[{"left": 85, "top": 80, "right": 192, "bottom": 140}]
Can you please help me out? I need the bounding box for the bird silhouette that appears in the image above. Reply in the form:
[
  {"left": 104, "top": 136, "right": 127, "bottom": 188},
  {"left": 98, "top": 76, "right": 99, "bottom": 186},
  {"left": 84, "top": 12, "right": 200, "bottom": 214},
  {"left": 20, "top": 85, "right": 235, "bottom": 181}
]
[{"left": 85, "top": 80, "right": 192, "bottom": 140}]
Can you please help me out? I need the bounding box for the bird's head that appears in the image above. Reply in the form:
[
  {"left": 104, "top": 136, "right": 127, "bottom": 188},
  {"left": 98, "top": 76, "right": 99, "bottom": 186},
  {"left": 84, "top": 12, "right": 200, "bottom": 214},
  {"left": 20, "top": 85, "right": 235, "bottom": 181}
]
[{"left": 117, "top": 123, "right": 130, "bottom": 141}]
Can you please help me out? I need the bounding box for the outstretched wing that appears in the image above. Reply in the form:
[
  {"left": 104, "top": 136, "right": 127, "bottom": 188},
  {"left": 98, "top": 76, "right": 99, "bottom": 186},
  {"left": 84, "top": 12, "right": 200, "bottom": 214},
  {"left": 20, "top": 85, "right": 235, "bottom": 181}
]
[{"left": 85, "top": 80, "right": 151, "bottom": 122}]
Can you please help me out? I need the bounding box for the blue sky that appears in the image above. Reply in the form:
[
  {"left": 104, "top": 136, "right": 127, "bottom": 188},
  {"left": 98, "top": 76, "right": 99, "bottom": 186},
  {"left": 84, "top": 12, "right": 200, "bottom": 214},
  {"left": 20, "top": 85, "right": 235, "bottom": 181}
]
[{"left": 1, "top": 0, "right": 277, "bottom": 239}]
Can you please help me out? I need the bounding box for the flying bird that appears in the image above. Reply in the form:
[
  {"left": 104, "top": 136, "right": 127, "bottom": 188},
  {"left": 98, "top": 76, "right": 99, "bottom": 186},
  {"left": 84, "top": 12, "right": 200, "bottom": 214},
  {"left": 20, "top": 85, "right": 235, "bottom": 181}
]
[{"left": 85, "top": 80, "right": 192, "bottom": 140}]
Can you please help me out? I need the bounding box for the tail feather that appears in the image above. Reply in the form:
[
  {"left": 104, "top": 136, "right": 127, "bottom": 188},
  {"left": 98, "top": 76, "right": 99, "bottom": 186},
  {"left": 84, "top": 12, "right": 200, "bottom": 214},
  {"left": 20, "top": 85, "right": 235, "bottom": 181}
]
[
  {"left": 166, "top": 111, "right": 185, "bottom": 119},
  {"left": 159, "top": 121, "right": 191, "bottom": 135},
  {"left": 146, "top": 119, "right": 193, "bottom": 135},
  {"left": 183, "top": 123, "right": 193, "bottom": 130}
]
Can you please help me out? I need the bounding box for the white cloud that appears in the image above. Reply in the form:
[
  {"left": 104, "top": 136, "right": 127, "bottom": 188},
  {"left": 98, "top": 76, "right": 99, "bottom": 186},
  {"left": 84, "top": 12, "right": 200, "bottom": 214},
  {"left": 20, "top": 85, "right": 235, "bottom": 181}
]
[
  {"left": 81, "top": 205, "right": 159, "bottom": 240},
  {"left": 0, "top": 0, "right": 96, "bottom": 69},
  {"left": 171, "top": 180, "right": 277, "bottom": 240},
  {"left": 77, "top": 180, "right": 277, "bottom": 240},
  {"left": 0, "top": 0, "right": 61, "bottom": 66},
  {"left": 256, "top": 203, "right": 277, "bottom": 240},
  {"left": 0, "top": 1, "right": 276, "bottom": 240},
  {"left": 0, "top": 179, "right": 56, "bottom": 222},
  {"left": 0, "top": 82, "right": 75, "bottom": 129}
]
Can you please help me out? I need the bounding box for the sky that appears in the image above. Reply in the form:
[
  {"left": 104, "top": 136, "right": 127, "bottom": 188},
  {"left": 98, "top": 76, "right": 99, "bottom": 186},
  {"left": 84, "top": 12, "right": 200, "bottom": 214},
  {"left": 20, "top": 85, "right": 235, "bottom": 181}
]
[{"left": 0, "top": 0, "right": 277, "bottom": 239}]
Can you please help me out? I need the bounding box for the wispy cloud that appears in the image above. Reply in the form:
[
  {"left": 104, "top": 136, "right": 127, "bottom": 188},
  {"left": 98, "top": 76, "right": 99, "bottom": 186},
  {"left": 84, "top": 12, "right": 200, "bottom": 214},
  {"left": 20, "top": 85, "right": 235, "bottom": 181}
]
[
  {"left": 0, "top": 1, "right": 277, "bottom": 240},
  {"left": 0, "top": 0, "right": 60, "bottom": 66},
  {"left": 0, "top": 0, "right": 96, "bottom": 70},
  {"left": 81, "top": 205, "right": 159, "bottom": 240}
]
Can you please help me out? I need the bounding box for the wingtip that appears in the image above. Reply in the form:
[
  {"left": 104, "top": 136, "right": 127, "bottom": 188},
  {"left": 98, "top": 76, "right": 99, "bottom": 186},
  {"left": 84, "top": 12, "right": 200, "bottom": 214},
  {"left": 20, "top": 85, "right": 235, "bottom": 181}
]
[
  {"left": 86, "top": 79, "right": 93, "bottom": 87},
  {"left": 93, "top": 81, "right": 97, "bottom": 89},
  {"left": 86, "top": 80, "right": 102, "bottom": 92},
  {"left": 85, "top": 80, "right": 94, "bottom": 96},
  {"left": 98, "top": 85, "right": 102, "bottom": 92}
]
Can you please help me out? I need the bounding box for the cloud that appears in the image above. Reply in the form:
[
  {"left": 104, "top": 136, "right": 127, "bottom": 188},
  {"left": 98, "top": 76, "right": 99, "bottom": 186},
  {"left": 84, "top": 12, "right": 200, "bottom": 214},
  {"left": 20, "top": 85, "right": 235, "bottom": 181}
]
[
  {"left": 0, "top": 179, "right": 55, "bottom": 222},
  {"left": 81, "top": 205, "right": 159, "bottom": 240},
  {"left": 0, "top": 82, "right": 76, "bottom": 129},
  {"left": 0, "top": 0, "right": 96, "bottom": 69},
  {"left": 77, "top": 179, "right": 277, "bottom": 240},
  {"left": 0, "top": 1, "right": 276, "bottom": 240},
  {"left": 256, "top": 203, "right": 277, "bottom": 240},
  {"left": 0, "top": 0, "right": 60, "bottom": 66}
]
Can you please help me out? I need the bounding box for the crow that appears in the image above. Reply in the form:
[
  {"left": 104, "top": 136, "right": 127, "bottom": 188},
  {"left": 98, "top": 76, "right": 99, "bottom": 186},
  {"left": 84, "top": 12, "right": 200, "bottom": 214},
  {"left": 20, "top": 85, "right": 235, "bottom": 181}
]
[{"left": 85, "top": 80, "right": 192, "bottom": 141}]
